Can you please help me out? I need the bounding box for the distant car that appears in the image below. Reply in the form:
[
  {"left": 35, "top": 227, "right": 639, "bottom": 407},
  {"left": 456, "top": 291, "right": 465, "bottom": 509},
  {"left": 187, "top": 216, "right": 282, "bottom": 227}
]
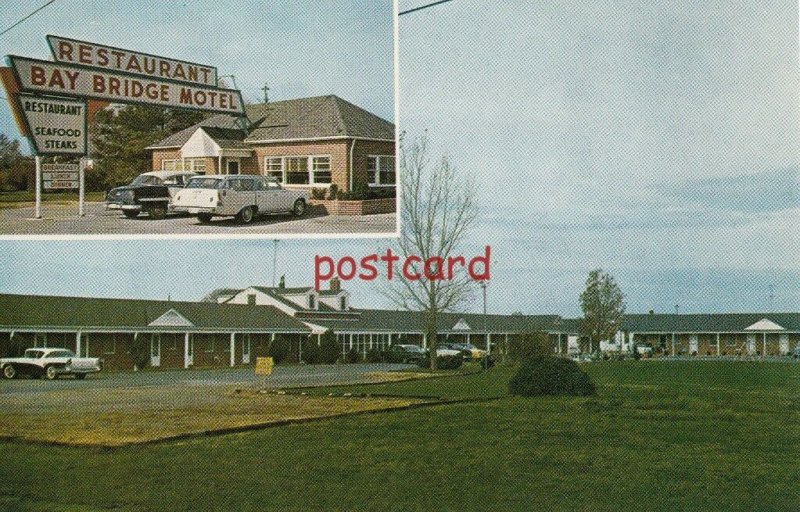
[
  {"left": 0, "top": 348, "right": 103, "bottom": 380},
  {"left": 383, "top": 344, "right": 426, "bottom": 364},
  {"left": 173, "top": 175, "right": 309, "bottom": 224},
  {"left": 431, "top": 344, "right": 463, "bottom": 358},
  {"left": 793, "top": 345, "right": 800, "bottom": 358},
  {"left": 447, "top": 343, "right": 488, "bottom": 361},
  {"left": 106, "top": 171, "right": 197, "bottom": 219}
]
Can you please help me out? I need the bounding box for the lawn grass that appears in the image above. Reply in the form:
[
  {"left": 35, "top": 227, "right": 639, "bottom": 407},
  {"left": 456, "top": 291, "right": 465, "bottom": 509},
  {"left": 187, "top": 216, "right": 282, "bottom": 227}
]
[
  {"left": 0, "top": 361, "right": 798, "bottom": 511},
  {"left": 0, "top": 190, "right": 105, "bottom": 209}
]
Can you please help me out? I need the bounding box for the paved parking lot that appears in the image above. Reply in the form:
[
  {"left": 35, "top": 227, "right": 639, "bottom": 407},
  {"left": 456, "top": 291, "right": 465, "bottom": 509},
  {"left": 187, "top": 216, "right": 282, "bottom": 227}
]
[
  {"left": 0, "top": 202, "right": 397, "bottom": 236},
  {"left": 0, "top": 363, "right": 413, "bottom": 396}
]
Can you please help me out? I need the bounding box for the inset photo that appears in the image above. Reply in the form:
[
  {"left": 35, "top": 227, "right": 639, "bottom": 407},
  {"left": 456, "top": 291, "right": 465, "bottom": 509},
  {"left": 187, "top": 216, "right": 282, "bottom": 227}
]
[{"left": 0, "top": 1, "right": 397, "bottom": 238}]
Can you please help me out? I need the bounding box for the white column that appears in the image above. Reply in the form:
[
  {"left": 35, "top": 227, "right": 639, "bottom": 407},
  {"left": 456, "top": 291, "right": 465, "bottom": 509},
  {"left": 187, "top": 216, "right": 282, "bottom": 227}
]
[
  {"left": 422, "top": 333, "right": 427, "bottom": 349},
  {"left": 716, "top": 333, "right": 720, "bottom": 356},
  {"left": 229, "top": 332, "right": 236, "bottom": 367},
  {"left": 763, "top": 332, "right": 767, "bottom": 356},
  {"left": 466, "top": 333, "right": 471, "bottom": 344},
  {"left": 317, "top": 333, "right": 321, "bottom": 346},
  {"left": 75, "top": 331, "right": 82, "bottom": 355},
  {"left": 487, "top": 333, "right": 492, "bottom": 353},
  {"left": 78, "top": 159, "right": 85, "bottom": 217},
  {"left": 184, "top": 333, "right": 191, "bottom": 368},
  {"left": 671, "top": 333, "right": 676, "bottom": 356}
]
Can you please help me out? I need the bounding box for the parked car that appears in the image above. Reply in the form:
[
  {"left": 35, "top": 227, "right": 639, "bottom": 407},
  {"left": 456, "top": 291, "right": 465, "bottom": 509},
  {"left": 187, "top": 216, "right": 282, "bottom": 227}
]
[
  {"left": 793, "top": 345, "right": 800, "bottom": 359},
  {"left": 447, "top": 343, "right": 488, "bottom": 361},
  {"left": 431, "top": 343, "right": 464, "bottom": 358},
  {"left": 383, "top": 344, "right": 426, "bottom": 364},
  {"left": 0, "top": 347, "right": 103, "bottom": 380},
  {"left": 173, "top": 175, "right": 309, "bottom": 224},
  {"left": 105, "top": 171, "right": 197, "bottom": 219}
]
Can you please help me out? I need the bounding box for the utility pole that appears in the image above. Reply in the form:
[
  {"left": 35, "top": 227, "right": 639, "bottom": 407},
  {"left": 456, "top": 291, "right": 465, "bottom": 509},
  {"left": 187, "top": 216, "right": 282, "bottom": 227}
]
[{"left": 272, "top": 239, "right": 279, "bottom": 287}]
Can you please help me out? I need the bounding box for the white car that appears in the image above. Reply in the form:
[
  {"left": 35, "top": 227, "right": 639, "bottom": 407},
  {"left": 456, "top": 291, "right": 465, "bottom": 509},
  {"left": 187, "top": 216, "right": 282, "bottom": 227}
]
[
  {"left": 1, "top": 348, "right": 103, "bottom": 380},
  {"left": 173, "top": 175, "right": 309, "bottom": 224}
]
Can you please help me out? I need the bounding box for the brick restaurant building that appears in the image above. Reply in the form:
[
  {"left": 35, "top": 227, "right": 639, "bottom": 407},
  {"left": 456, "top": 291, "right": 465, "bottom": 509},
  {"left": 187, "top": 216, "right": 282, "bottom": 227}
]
[{"left": 146, "top": 95, "right": 396, "bottom": 196}]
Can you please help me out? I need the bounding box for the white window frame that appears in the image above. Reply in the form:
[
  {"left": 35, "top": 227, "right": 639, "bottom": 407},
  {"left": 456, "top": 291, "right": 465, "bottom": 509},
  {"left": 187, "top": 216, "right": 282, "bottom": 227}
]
[
  {"left": 161, "top": 159, "right": 178, "bottom": 171},
  {"left": 367, "top": 155, "right": 396, "bottom": 187},
  {"left": 263, "top": 155, "right": 332, "bottom": 186}
]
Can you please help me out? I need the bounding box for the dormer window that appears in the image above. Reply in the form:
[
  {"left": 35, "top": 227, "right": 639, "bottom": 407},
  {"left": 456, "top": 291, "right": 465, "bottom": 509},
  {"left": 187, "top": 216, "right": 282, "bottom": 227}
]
[
  {"left": 247, "top": 294, "right": 256, "bottom": 305},
  {"left": 340, "top": 296, "right": 347, "bottom": 310},
  {"left": 308, "top": 295, "right": 316, "bottom": 309}
]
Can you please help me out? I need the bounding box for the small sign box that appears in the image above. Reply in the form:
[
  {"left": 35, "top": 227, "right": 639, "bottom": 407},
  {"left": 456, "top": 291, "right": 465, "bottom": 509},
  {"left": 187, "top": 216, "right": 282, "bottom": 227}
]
[
  {"left": 255, "top": 357, "right": 274, "bottom": 376},
  {"left": 42, "top": 163, "right": 79, "bottom": 189}
]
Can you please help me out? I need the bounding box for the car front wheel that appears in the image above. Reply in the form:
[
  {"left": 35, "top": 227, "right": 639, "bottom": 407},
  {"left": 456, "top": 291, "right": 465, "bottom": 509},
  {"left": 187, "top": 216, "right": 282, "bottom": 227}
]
[
  {"left": 292, "top": 199, "right": 306, "bottom": 217},
  {"left": 237, "top": 206, "right": 255, "bottom": 224},
  {"left": 45, "top": 366, "right": 59, "bottom": 380},
  {"left": 122, "top": 210, "right": 139, "bottom": 219},
  {"left": 74, "top": 373, "right": 86, "bottom": 380},
  {"left": 147, "top": 204, "right": 168, "bottom": 220},
  {"left": 197, "top": 213, "right": 213, "bottom": 224},
  {"left": 2, "top": 364, "right": 16, "bottom": 379}
]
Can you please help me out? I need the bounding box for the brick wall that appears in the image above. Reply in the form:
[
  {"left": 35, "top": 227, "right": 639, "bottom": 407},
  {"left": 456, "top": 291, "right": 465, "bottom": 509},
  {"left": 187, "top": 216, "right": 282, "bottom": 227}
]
[
  {"left": 151, "top": 149, "right": 181, "bottom": 171},
  {"left": 308, "top": 197, "right": 396, "bottom": 216}
]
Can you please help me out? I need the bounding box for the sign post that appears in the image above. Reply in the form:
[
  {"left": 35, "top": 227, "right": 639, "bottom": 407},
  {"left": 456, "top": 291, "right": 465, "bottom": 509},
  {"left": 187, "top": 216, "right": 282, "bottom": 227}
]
[{"left": 34, "top": 156, "right": 41, "bottom": 219}]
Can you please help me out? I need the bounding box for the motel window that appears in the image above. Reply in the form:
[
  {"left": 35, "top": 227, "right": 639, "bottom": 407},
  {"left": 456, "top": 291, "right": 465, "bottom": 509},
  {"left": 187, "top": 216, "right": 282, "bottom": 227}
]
[
  {"left": 285, "top": 157, "right": 310, "bottom": 184},
  {"left": 265, "top": 157, "right": 283, "bottom": 182},
  {"left": 266, "top": 156, "right": 332, "bottom": 186},
  {"left": 308, "top": 295, "right": 316, "bottom": 309},
  {"left": 161, "top": 159, "right": 177, "bottom": 171},
  {"left": 368, "top": 156, "right": 396, "bottom": 186},
  {"left": 340, "top": 297, "right": 347, "bottom": 310},
  {"left": 161, "top": 158, "right": 206, "bottom": 174}
]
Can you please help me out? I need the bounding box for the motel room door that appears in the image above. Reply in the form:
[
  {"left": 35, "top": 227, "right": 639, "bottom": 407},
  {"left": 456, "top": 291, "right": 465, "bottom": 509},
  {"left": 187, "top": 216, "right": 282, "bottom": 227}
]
[{"left": 150, "top": 334, "right": 161, "bottom": 367}]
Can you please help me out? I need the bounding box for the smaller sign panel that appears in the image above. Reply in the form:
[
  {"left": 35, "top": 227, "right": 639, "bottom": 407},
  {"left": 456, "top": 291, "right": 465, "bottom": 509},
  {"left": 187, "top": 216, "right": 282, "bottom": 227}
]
[
  {"left": 255, "top": 357, "right": 274, "bottom": 376},
  {"left": 42, "top": 163, "right": 79, "bottom": 189},
  {"left": 18, "top": 95, "right": 86, "bottom": 155}
]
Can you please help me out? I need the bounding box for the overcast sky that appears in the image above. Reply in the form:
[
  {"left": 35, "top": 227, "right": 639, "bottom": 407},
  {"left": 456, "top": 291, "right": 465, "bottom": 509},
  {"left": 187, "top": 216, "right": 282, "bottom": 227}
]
[{"left": 0, "top": 1, "right": 798, "bottom": 317}]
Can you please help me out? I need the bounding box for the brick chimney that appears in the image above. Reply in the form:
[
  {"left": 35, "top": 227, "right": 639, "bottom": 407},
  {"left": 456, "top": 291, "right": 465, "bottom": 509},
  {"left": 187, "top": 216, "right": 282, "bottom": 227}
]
[{"left": 329, "top": 276, "right": 341, "bottom": 293}]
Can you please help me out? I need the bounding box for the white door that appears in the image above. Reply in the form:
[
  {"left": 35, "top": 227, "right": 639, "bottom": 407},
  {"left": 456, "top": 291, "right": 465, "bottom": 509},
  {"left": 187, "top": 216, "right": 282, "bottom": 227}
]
[
  {"left": 150, "top": 334, "right": 161, "bottom": 367},
  {"left": 242, "top": 334, "right": 251, "bottom": 364},
  {"left": 779, "top": 334, "right": 789, "bottom": 355},
  {"left": 746, "top": 334, "right": 756, "bottom": 355},
  {"left": 186, "top": 334, "right": 194, "bottom": 367},
  {"left": 689, "top": 335, "right": 698, "bottom": 354}
]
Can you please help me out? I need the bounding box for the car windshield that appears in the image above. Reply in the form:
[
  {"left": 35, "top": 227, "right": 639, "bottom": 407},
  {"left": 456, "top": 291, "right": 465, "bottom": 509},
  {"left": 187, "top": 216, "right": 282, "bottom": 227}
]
[
  {"left": 130, "top": 174, "right": 163, "bottom": 186},
  {"left": 23, "top": 349, "right": 45, "bottom": 358},
  {"left": 186, "top": 177, "right": 224, "bottom": 189}
]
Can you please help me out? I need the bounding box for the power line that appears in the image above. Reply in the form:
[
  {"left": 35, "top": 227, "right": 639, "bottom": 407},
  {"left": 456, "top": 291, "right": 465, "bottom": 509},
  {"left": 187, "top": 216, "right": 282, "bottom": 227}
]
[
  {"left": 399, "top": 0, "right": 455, "bottom": 16},
  {"left": 0, "top": 0, "right": 57, "bottom": 38}
]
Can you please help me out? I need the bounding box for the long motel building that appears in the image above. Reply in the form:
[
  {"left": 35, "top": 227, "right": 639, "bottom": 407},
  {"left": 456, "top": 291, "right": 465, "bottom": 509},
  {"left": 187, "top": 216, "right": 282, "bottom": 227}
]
[{"left": 1, "top": 280, "right": 799, "bottom": 371}]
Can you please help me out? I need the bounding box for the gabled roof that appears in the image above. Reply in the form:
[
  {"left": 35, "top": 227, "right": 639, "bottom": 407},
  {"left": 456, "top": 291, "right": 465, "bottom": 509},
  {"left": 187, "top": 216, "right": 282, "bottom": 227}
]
[
  {"left": 147, "top": 95, "right": 394, "bottom": 149},
  {"left": 200, "top": 127, "right": 249, "bottom": 149},
  {"left": 202, "top": 288, "right": 243, "bottom": 303},
  {"left": 0, "top": 294, "right": 309, "bottom": 333},
  {"left": 620, "top": 313, "right": 800, "bottom": 333}
]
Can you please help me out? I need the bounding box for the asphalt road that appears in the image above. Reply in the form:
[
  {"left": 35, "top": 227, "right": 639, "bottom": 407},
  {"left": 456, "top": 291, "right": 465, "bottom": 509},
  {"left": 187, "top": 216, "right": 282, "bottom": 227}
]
[
  {"left": 0, "top": 202, "right": 398, "bottom": 236},
  {"left": 0, "top": 363, "right": 414, "bottom": 396}
]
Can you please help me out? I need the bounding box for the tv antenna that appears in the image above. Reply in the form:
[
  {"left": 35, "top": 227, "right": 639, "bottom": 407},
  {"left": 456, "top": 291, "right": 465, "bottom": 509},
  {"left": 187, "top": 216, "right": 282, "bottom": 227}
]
[{"left": 261, "top": 84, "right": 270, "bottom": 104}]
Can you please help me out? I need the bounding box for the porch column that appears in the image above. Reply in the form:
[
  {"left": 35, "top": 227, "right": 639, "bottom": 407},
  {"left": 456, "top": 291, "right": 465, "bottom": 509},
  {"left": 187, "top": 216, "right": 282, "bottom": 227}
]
[
  {"left": 487, "top": 333, "right": 492, "bottom": 353},
  {"left": 422, "top": 333, "right": 427, "bottom": 349},
  {"left": 75, "top": 331, "right": 82, "bottom": 355},
  {"left": 317, "top": 333, "right": 321, "bottom": 346},
  {"left": 763, "top": 332, "right": 767, "bottom": 356},
  {"left": 671, "top": 333, "right": 676, "bottom": 356},
  {"left": 184, "top": 332, "right": 191, "bottom": 368},
  {"left": 716, "top": 333, "right": 720, "bottom": 356},
  {"left": 218, "top": 155, "right": 222, "bottom": 174},
  {"left": 230, "top": 332, "right": 236, "bottom": 367},
  {"left": 369, "top": 333, "right": 373, "bottom": 350},
  {"left": 349, "top": 334, "right": 353, "bottom": 349},
  {"left": 466, "top": 333, "right": 471, "bottom": 344}
]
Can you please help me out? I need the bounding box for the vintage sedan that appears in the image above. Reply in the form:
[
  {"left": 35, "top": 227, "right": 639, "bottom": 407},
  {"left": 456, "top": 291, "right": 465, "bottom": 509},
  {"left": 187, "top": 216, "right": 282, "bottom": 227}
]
[
  {"left": 173, "top": 175, "right": 309, "bottom": 224},
  {"left": 105, "top": 171, "right": 197, "bottom": 219},
  {"left": 383, "top": 344, "right": 426, "bottom": 364},
  {"left": 1, "top": 347, "right": 103, "bottom": 380}
]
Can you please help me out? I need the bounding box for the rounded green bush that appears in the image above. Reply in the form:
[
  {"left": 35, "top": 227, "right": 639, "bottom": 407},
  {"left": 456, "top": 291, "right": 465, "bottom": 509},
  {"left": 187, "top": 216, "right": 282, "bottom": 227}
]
[{"left": 508, "top": 356, "right": 596, "bottom": 396}]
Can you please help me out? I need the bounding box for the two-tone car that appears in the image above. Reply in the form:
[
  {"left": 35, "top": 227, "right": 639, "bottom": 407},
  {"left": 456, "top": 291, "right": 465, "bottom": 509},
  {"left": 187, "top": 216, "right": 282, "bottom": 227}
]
[
  {"left": 383, "top": 344, "right": 426, "bottom": 364},
  {"left": 1, "top": 347, "right": 103, "bottom": 380},
  {"left": 173, "top": 175, "right": 309, "bottom": 224},
  {"left": 105, "top": 171, "right": 197, "bottom": 219}
]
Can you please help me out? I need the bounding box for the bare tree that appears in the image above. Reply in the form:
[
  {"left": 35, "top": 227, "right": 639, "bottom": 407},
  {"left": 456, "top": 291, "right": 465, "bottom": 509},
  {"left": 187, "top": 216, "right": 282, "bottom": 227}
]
[{"left": 383, "top": 134, "right": 479, "bottom": 369}]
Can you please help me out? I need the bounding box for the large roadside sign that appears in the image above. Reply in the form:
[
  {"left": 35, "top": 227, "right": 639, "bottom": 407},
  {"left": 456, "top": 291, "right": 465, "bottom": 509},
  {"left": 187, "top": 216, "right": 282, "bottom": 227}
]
[
  {"left": 8, "top": 56, "right": 244, "bottom": 115},
  {"left": 46, "top": 35, "right": 218, "bottom": 87},
  {"left": 18, "top": 94, "right": 86, "bottom": 155}
]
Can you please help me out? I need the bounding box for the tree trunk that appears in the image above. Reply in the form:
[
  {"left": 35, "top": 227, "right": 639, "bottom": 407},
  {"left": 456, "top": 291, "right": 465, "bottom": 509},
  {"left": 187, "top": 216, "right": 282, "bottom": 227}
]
[{"left": 426, "top": 310, "right": 438, "bottom": 371}]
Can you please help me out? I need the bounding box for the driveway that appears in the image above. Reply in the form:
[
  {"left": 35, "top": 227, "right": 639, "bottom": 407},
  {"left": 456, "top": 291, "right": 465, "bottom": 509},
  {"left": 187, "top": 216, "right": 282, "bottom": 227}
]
[
  {"left": 0, "top": 363, "right": 414, "bottom": 396},
  {"left": 0, "top": 202, "right": 397, "bottom": 236}
]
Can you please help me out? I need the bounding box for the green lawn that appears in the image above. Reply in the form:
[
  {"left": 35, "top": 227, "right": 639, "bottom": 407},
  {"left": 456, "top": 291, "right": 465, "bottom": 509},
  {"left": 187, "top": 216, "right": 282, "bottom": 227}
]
[
  {"left": 0, "top": 190, "right": 105, "bottom": 208},
  {"left": 0, "top": 361, "right": 798, "bottom": 511}
]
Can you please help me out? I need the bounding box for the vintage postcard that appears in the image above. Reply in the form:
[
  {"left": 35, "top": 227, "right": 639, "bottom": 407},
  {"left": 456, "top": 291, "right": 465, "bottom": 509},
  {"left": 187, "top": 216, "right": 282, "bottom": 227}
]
[{"left": 0, "top": 1, "right": 798, "bottom": 511}]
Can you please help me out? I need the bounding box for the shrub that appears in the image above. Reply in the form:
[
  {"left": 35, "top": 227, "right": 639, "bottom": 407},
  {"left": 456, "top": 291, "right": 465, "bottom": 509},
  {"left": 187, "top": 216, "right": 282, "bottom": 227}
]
[
  {"left": 130, "top": 335, "right": 150, "bottom": 370},
  {"left": 507, "top": 332, "right": 552, "bottom": 362},
  {"left": 508, "top": 356, "right": 595, "bottom": 397},
  {"left": 345, "top": 348, "right": 362, "bottom": 364},
  {"left": 318, "top": 330, "right": 339, "bottom": 364},
  {"left": 301, "top": 337, "right": 321, "bottom": 364},
  {"left": 327, "top": 184, "right": 339, "bottom": 200},
  {"left": 365, "top": 348, "right": 383, "bottom": 363},
  {"left": 416, "top": 354, "right": 464, "bottom": 370},
  {"left": 269, "top": 334, "right": 292, "bottom": 364},
  {"left": 310, "top": 188, "right": 327, "bottom": 200}
]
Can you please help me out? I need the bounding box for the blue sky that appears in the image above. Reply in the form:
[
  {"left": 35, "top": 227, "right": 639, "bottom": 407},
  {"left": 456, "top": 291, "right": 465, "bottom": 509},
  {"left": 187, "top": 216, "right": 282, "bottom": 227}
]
[{"left": 0, "top": 1, "right": 798, "bottom": 317}]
